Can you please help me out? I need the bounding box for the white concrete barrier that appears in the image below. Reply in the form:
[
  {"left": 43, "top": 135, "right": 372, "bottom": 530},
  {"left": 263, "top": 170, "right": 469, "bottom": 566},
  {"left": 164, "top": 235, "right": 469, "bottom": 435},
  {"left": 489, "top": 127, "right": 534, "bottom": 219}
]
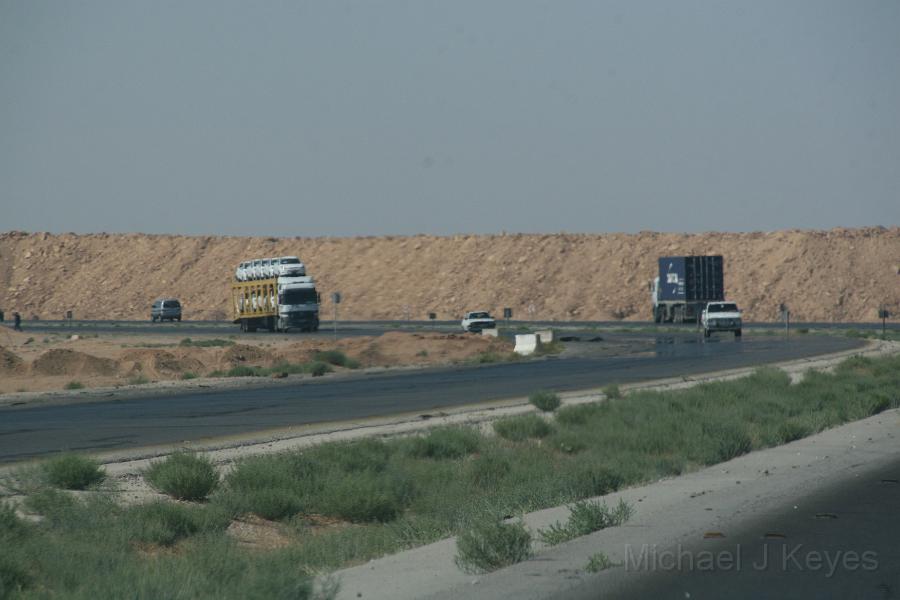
[
  {"left": 514, "top": 334, "right": 539, "bottom": 356},
  {"left": 481, "top": 328, "right": 499, "bottom": 338},
  {"left": 536, "top": 329, "right": 554, "bottom": 344}
]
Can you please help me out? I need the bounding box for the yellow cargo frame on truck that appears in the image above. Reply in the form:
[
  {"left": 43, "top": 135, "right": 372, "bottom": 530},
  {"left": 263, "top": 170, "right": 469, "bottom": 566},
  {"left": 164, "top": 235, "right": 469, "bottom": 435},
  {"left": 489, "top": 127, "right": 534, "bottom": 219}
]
[
  {"left": 231, "top": 277, "right": 320, "bottom": 333},
  {"left": 231, "top": 279, "right": 278, "bottom": 332}
]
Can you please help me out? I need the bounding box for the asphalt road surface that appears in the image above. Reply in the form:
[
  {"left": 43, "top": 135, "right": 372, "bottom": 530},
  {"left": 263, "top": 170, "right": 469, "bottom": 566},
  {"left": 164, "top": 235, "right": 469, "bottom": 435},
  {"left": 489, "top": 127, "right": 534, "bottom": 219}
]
[
  {"left": 3, "top": 319, "right": 896, "bottom": 338},
  {"left": 580, "top": 457, "right": 900, "bottom": 600},
  {"left": 0, "top": 333, "right": 861, "bottom": 463}
]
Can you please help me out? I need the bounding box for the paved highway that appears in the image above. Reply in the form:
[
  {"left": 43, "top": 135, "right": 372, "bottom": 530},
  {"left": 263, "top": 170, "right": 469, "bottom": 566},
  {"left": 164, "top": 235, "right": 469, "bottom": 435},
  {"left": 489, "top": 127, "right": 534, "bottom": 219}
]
[
  {"left": 0, "top": 333, "right": 861, "bottom": 463},
  {"left": 3, "top": 319, "right": 896, "bottom": 338}
]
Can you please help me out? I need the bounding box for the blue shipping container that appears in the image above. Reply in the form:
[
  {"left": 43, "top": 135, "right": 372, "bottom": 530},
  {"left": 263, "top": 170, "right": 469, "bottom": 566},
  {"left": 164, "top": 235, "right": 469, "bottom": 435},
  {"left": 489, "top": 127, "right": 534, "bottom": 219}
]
[{"left": 657, "top": 256, "right": 724, "bottom": 302}]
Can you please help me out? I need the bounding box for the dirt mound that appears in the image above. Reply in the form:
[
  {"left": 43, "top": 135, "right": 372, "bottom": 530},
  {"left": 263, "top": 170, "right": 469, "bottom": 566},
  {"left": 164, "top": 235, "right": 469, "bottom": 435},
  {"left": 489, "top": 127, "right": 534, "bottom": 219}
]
[
  {"left": 220, "top": 344, "right": 275, "bottom": 368},
  {"left": 0, "top": 346, "right": 24, "bottom": 374},
  {"left": 31, "top": 349, "right": 119, "bottom": 376},
  {"left": 1, "top": 228, "right": 897, "bottom": 322},
  {"left": 121, "top": 349, "right": 206, "bottom": 377},
  {"left": 338, "top": 331, "right": 510, "bottom": 367}
]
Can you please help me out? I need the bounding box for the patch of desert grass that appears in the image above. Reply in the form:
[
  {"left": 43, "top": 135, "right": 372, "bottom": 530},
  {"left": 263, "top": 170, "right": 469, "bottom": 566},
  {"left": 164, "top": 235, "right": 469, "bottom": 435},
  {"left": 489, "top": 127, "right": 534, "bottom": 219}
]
[
  {"left": 41, "top": 454, "right": 105, "bottom": 490},
  {"left": 144, "top": 452, "right": 220, "bottom": 501}
]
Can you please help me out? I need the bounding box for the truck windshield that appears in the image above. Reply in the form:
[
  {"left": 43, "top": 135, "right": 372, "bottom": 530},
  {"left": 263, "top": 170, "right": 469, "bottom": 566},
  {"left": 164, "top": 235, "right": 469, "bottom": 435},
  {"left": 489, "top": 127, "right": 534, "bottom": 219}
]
[
  {"left": 709, "top": 303, "right": 738, "bottom": 312},
  {"left": 281, "top": 288, "right": 317, "bottom": 304},
  {"left": 280, "top": 258, "right": 301, "bottom": 264},
  {"left": 469, "top": 312, "right": 491, "bottom": 319}
]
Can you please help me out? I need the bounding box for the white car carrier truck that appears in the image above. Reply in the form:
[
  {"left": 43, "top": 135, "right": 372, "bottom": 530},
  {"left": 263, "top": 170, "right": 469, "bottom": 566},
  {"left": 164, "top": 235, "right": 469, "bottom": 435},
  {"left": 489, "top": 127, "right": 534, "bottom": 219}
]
[{"left": 231, "top": 274, "right": 320, "bottom": 332}]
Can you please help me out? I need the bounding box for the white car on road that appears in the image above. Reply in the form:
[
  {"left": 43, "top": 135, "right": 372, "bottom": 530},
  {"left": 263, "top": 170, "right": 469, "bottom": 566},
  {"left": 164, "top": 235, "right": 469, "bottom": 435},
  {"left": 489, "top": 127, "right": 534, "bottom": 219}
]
[
  {"left": 462, "top": 311, "right": 496, "bottom": 333},
  {"left": 702, "top": 302, "right": 742, "bottom": 338}
]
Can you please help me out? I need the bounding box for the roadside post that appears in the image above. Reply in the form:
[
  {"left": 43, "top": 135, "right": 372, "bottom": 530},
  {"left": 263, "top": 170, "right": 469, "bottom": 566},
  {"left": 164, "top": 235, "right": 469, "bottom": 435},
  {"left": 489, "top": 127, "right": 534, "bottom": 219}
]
[
  {"left": 66, "top": 310, "right": 73, "bottom": 327},
  {"left": 780, "top": 303, "right": 790, "bottom": 338},
  {"left": 503, "top": 307, "right": 512, "bottom": 329},
  {"left": 331, "top": 292, "right": 341, "bottom": 340},
  {"left": 879, "top": 306, "right": 890, "bottom": 337},
  {"left": 428, "top": 312, "right": 436, "bottom": 330}
]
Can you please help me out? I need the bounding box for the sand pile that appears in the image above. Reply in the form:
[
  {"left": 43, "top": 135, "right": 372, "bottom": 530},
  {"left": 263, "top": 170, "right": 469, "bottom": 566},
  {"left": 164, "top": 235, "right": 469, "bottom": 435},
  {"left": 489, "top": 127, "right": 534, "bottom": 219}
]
[
  {"left": 1, "top": 228, "right": 897, "bottom": 322},
  {"left": 220, "top": 344, "right": 275, "bottom": 368},
  {"left": 337, "top": 331, "right": 509, "bottom": 367},
  {"left": 0, "top": 346, "right": 24, "bottom": 374},
  {"left": 120, "top": 349, "right": 206, "bottom": 378},
  {"left": 31, "top": 349, "right": 119, "bottom": 376}
]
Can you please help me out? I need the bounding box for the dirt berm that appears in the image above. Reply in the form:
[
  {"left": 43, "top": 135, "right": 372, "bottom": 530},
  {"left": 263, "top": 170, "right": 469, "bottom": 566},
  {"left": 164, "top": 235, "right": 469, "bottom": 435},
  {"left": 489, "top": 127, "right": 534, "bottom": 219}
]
[{"left": 1, "top": 228, "right": 897, "bottom": 322}]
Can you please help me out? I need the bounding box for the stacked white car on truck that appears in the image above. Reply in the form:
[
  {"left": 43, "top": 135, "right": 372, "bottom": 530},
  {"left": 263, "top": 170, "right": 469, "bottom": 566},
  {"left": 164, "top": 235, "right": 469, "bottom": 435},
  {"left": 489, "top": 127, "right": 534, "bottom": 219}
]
[{"left": 231, "top": 258, "right": 319, "bottom": 332}]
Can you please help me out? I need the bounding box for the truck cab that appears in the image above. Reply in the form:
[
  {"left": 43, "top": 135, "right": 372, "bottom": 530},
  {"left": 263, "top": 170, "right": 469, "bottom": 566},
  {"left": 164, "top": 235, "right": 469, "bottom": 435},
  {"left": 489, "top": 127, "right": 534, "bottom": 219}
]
[
  {"left": 462, "top": 311, "right": 496, "bottom": 333},
  {"left": 701, "top": 302, "right": 742, "bottom": 338}
]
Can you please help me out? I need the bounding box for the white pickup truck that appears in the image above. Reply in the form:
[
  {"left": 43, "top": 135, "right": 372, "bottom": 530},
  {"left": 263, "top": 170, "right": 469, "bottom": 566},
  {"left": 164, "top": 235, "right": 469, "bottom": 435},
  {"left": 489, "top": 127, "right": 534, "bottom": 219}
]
[
  {"left": 701, "top": 302, "right": 742, "bottom": 338},
  {"left": 462, "top": 311, "right": 496, "bottom": 333}
]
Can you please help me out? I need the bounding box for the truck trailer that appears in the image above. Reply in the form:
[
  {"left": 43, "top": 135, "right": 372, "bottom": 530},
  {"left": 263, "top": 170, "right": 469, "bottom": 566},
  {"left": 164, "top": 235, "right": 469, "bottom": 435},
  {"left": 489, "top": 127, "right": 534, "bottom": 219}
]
[
  {"left": 231, "top": 276, "right": 320, "bottom": 332},
  {"left": 651, "top": 255, "right": 724, "bottom": 323}
]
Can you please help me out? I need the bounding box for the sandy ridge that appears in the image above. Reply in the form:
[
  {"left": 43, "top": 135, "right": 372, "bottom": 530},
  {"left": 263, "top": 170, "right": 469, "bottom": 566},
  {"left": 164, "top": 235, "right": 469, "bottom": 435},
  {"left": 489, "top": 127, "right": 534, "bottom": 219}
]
[{"left": 1, "top": 227, "right": 898, "bottom": 322}]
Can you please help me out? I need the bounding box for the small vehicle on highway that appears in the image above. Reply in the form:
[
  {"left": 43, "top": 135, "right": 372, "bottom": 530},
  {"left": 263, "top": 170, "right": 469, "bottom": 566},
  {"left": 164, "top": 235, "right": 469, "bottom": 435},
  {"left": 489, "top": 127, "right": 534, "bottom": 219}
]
[
  {"left": 151, "top": 298, "right": 182, "bottom": 322},
  {"left": 701, "top": 302, "right": 742, "bottom": 338},
  {"left": 462, "top": 311, "right": 496, "bottom": 333}
]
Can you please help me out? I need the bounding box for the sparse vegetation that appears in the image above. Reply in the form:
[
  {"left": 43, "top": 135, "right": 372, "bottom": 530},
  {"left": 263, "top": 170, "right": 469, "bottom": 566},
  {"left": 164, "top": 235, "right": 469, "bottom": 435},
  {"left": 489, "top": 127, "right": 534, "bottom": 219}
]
[
  {"left": 493, "top": 414, "right": 554, "bottom": 441},
  {"left": 529, "top": 390, "right": 561, "bottom": 412},
  {"left": 602, "top": 383, "right": 621, "bottom": 399},
  {"left": 538, "top": 499, "right": 633, "bottom": 546},
  {"left": 64, "top": 380, "right": 84, "bottom": 390},
  {"left": 455, "top": 519, "right": 533, "bottom": 573},
  {"left": 313, "top": 350, "right": 360, "bottom": 369},
  {"left": 41, "top": 454, "right": 105, "bottom": 490},
  {"left": 535, "top": 340, "right": 564, "bottom": 355},
  {"left": 181, "top": 371, "right": 198, "bottom": 380},
  {"left": 144, "top": 452, "right": 220, "bottom": 501},
  {"left": 128, "top": 374, "right": 150, "bottom": 385},
  {"left": 4, "top": 353, "right": 898, "bottom": 596},
  {"left": 585, "top": 552, "right": 618, "bottom": 572},
  {"left": 220, "top": 361, "right": 333, "bottom": 378}
]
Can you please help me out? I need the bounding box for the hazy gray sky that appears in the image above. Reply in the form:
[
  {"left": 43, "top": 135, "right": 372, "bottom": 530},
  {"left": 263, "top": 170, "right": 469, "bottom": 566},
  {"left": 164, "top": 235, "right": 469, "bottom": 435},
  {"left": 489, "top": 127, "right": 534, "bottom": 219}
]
[{"left": 1, "top": 1, "right": 898, "bottom": 237}]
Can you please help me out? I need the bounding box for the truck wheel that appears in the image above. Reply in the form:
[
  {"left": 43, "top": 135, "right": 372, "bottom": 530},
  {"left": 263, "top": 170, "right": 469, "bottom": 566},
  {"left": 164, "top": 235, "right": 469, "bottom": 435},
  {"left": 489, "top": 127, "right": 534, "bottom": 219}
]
[
  {"left": 653, "top": 308, "right": 662, "bottom": 324},
  {"left": 240, "top": 319, "right": 247, "bottom": 333},
  {"left": 734, "top": 329, "right": 742, "bottom": 338},
  {"left": 704, "top": 329, "right": 711, "bottom": 338}
]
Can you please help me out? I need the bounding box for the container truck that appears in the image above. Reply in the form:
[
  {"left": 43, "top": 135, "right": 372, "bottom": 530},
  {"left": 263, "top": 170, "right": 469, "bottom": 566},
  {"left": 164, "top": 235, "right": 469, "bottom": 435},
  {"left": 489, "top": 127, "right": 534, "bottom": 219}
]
[
  {"left": 651, "top": 256, "right": 724, "bottom": 323},
  {"left": 231, "top": 275, "right": 320, "bottom": 332}
]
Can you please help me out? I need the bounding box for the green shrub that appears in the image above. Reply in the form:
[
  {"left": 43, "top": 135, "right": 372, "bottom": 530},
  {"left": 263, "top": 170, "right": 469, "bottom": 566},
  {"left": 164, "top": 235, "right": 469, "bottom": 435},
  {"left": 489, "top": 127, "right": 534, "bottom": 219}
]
[
  {"left": 778, "top": 420, "right": 811, "bottom": 443},
  {"left": 313, "top": 350, "right": 359, "bottom": 369},
  {"left": 144, "top": 452, "right": 220, "bottom": 501},
  {"left": 529, "top": 391, "right": 561, "bottom": 412},
  {"left": 568, "top": 466, "right": 623, "bottom": 498},
  {"left": 226, "top": 365, "right": 262, "bottom": 377},
  {"left": 406, "top": 427, "right": 481, "bottom": 459},
  {"left": 319, "top": 470, "right": 414, "bottom": 523},
  {"left": 556, "top": 402, "right": 605, "bottom": 426},
  {"left": 128, "top": 374, "right": 150, "bottom": 385},
  {"left": 126, "top": 502, "right": 228, "bottom": 546},
  {"left": 0, "top": 503, "right": 29, "bottom": 540},
  {"left": 455, "top": 519, "right": 532, "bottom": 574},
  {"left": 64, "top": 381, "right": 84, "bottom": 390},
  {"left": 493, "top": 414, "right": 553, "bottom": 442},
  {"left": 42, "top": 454, "right": 105, "bottom": 490},
  {"left": 467, "top": 452, "right": 511, "bottom": 489},
  {"left": 539, "top": 499, "right": 633, "bottom": 545},
  {"left": 306, "top": 361, "right": 332, "bottom": 377},
  {"left": 22, "top": 488, "right": 78, "bottom": 522},
  {"left": 548, "top": 431, "right": 588, "bottom": 454},
  {"left": 602, "top": 384, "right": 621, "bottom": 399},
  {"left": 585, "top": 552, "right": 617, "bottom": 572},
  {"left": 181, "top": 371, "right": 198, "bottom": 380}
]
